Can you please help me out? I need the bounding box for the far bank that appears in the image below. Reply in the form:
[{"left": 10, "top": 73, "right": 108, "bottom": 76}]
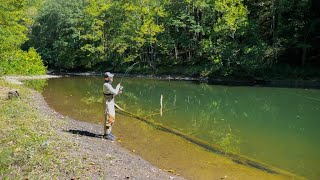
[{"left": 48, "top": 70, "right": 320, "bottom": 89}]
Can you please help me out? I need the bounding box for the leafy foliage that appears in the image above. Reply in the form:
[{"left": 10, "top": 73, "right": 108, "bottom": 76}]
[
  {"left": 0, "top": 0, "right": 46, "bottom": 75},
  {"left": 24, "top": 0, "right": 319, "bottom": 77},
  {"left": 0, "top": 48, "right": 46, "bottom": 75}
]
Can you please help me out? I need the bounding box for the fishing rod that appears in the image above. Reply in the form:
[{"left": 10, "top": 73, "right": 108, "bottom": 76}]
[{"left": 119, "top": 62, "right": 140, "bottom": 84}]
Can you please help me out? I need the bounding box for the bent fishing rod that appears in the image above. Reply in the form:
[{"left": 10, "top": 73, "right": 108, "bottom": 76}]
[{"left": 119, "top": 62, "right": 140, "bottom": 84}]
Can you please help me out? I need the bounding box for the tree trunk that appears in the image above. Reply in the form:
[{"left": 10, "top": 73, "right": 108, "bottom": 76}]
[
  {"left": 175, "top": 44, "right": 178, "bottom": 60},
  {"left": 302, "top": 46, "right": 307, "bottom": 66},
  {"left": 301, "top": 1, "right": 311, "bottom": 66},
  {"left": 188, "top": 45, "right": 191, "bottom": 61},
  {"left": 271, "top": 0, "right": 277, "bottom": 67},
  {"left": 302, "top": 26, "right": 309, "bottom": 66}
]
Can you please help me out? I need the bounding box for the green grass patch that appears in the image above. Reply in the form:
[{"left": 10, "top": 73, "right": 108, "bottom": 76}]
[{"left": 0, "top": 79, "right": 83, "bottom": 179}]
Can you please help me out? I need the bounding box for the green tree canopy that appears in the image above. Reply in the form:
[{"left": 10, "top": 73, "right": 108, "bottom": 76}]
[
  {"left": 25, "top": 0, "right": 319, "bottom": 77},
  {"left": 0, "top": 0, "right": 46, "bottom": 75}
]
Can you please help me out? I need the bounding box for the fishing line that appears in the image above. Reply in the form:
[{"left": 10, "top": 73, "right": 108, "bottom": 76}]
[
  {"left": 119, "top": 62, "right": 140, "bottom": 84},
  {"left": 288, "top": 92, "right": 320, "bottom": 101}
]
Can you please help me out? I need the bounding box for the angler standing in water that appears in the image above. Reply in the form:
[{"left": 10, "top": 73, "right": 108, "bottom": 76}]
[{"left": 103, "top": 72, "right": 123, "bottom": 140}]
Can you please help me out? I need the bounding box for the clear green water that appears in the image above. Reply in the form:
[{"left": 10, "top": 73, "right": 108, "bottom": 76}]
[{"left": 29, "top": 76, "right": 320, "bottom": 179}]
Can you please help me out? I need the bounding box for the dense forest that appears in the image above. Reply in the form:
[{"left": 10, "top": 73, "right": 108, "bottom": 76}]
[{"left": 1, "top": 0, "right": 320, "bottom": 78}]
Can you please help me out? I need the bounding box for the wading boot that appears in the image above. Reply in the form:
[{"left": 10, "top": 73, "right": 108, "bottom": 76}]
[
  {"left": 103, "top": 134, "right": 115, "bottom": 141},
  {"left": 109, "top": 133, "right": 116, "bottom": 139}
]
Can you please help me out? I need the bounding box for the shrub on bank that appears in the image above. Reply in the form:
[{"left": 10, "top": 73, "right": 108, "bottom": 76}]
[{"left": 0, "top": 48, "right": 46, "bottom": 76}]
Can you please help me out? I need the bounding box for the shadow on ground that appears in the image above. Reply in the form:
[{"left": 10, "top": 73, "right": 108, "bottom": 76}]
[{"left": 65, "top": 129, "right": 103, "bottom": 138}]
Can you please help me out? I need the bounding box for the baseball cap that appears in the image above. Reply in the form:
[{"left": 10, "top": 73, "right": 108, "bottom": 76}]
[{"left": 104, "top": 72, "right": 114, "bottom": 78}]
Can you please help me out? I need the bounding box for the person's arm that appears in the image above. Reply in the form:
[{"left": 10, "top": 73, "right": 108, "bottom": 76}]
[{"left": 105, "top": 83, "right": 121, "bottom": 95}]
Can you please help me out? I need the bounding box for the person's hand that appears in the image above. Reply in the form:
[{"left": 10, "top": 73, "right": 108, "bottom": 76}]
[{"left": 116, "top": 83, "right": 121, "bottom": 89}]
